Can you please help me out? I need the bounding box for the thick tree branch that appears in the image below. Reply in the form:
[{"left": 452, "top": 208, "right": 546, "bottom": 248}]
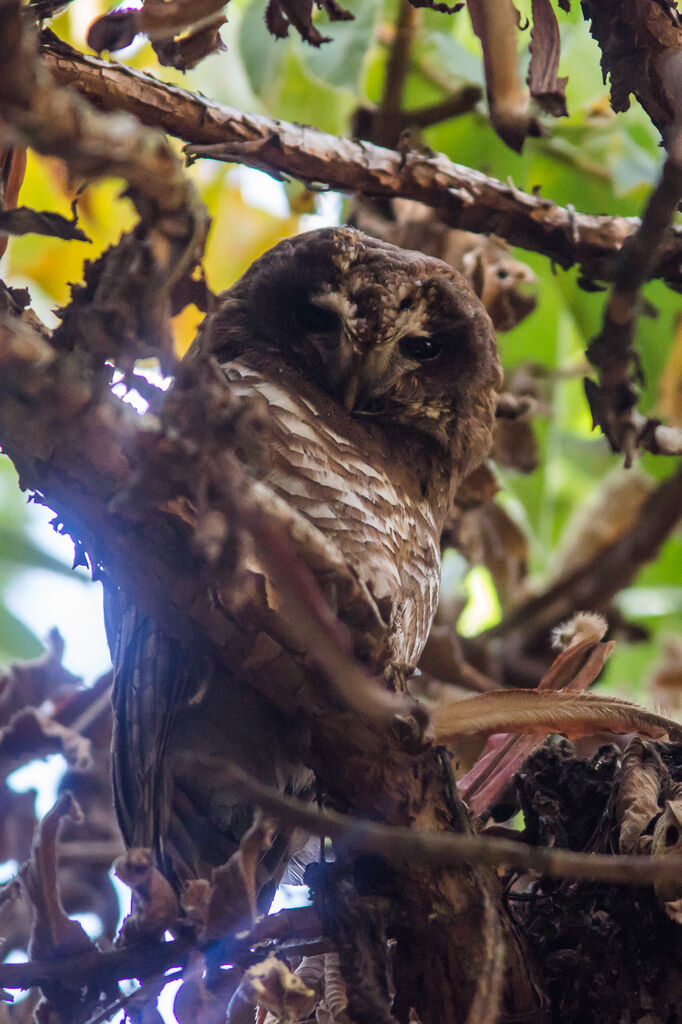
[{"left": 40, "top": 35, "right": 682, "bottom": 289}]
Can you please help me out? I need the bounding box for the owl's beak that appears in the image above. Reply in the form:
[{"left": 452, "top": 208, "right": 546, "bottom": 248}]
[{"left": 343, "top": 372, "right": 360, "bottom": 411}]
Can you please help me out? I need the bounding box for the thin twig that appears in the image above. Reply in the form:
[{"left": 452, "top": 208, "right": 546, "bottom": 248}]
[
  {"left": 487, "top": 462, "right": 682, "bottom": 643},
  {"left": 585, "top": 144, "right": 682, "bottom": 460},
  {"left": 0, "top": 906, "right": 323, "bottom": 992},
  {"left": 403, "top": 87, "right": 483, "bottom": 129},
  {"left": 373, "top": 0, "right": 419, "bottom": 147},
  {"left": 176, "top": 757, "right": 682, "bottom": 888}
]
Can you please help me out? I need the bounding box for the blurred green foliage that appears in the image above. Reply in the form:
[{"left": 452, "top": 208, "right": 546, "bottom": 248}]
[{"left": 1, "top": 0, "right": 681, "bottom": 701}]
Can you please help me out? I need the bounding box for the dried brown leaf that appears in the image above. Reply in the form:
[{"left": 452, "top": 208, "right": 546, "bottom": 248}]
[
  {"left": 114, "top": 847, "right": 179, "bottom": 943},
  {"left": 203, "top": 814, "right": 276, "bottom": 940},
  {"left": 0, "top": 628, "right": 82, "bottom": 722},
  {"left": 0, "top": 708, "right": 91, "bottom": 777},
  {"left": 236, "top": 955, "right": 315, "bottom": 1024},
  {"left": 528, "top": 0, "right": 568, "bottom": 116},
  {"left": 408, "top": 0, "right": 463, "bottom": 12},
  {"left": 434, "top": 688, "right": 682, "bottom": 743},
  {"left": 0, "top": 207, "right": 88, "bottom": 242},
  {"left": 466, "top": 0, "right": 542, "bottom": 150},
  {"left": 322, "top": 953, "right": 350, "bottom": 1023},
  {"left": 151, "top": 16, "right": 226, "bottom": 70},
  {"left": 19, "top": 792, "right": 94, "bottom": 960},
  {"left": 87, "top": 9, "right": 139, "bottom": 53},
  {"left": 652, "top": 799, "right": 682, "bottom": 907},
  {"left": 582, "top": 0, "right": 682, "bottom": 132},
  {"left": 265, "top": 0, "right": 353, "bottom": 45},
  {"left": 617, "top": 737, "right": 664, "bottom": 854}
]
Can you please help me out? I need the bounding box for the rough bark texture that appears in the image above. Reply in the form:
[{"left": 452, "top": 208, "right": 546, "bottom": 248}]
[{"left": 40, "top": 35, "right": 682, "bottom": 291}]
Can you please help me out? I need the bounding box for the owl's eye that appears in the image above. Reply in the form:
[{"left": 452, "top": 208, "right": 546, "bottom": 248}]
[
  {"left": 399, "top": 334, "right": 443, "bottom": 362},
  {"left": 296, "top": 300, "right": 341, "bottom": 334}
]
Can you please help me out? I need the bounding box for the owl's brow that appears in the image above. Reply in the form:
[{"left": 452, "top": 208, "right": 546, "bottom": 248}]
[{"left": 310, "top": 289, "right": 358, "bottom": 323}]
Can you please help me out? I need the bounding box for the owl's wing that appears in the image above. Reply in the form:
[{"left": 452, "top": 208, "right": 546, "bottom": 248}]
[
  {"left": 104, "top": 585, "right": 191, "bottom": 853},
  {"left": 105, "top": 585, "right": 289, "bottom": 887}
]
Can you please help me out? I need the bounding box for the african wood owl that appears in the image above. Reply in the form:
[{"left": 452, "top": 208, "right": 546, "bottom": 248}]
[{"left": 104, "top": 226, "right": 500, "bottom": 899}]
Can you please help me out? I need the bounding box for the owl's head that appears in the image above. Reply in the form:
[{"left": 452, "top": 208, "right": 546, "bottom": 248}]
[{"left": 204, "top": 227, "right": 501, "bottom": 475}]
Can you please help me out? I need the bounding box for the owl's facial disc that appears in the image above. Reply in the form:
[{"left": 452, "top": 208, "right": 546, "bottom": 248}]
[
  {"left": 294, "top": 276, "right": 491, "bottom": 461},
  {"left": 291, "top": 292, "right": 358, "bottom": 408},
  {"left": 207, "top": 226, "right": 501, "bottom": 474},
  {"left": 292, "top": 287, "right": 455, "bottom": 415}
]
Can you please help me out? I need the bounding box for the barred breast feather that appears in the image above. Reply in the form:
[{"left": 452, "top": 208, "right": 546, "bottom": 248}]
[{"left": 224, "top": 358, "right": 442, "bottom": 668}]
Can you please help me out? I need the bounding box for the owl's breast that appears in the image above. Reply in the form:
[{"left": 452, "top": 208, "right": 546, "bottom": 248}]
[{"left": 224, "top": 359, "right": 442, "bottom": 666}]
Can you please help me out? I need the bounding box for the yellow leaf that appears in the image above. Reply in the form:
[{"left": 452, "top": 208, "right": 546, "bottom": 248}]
[{"left": 658, "top": 313, "right": 682, "bottom": 426}]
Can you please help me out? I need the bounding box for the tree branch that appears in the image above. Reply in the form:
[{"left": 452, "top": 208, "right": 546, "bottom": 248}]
[
  {"left": 0, "top": 7, "right": 208, "bottom": 374},
  {"left": 585, "top": 145, "right": 682, "bottom": 460},
  {"left": 372, "top": 0, "right": 419, "bottom": 147},
  {"left": 0, "top": 906, "right": 325, "bottom": 991},
  {"left": 176, "top": 757, "right": 682, "bottom": 889},
  {"left": 40, "top": 35, "right": 682, "bottom": 289},
  {"left": 487, "top": 462, "right": 682, "bottom": 644},
  {"left": 0, "top": 308, "right": 403, "bottom": 737}
]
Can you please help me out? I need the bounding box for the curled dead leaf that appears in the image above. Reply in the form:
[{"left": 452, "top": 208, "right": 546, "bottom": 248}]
[
  {"left": 202, "top": 813, "right": 276, "bottom": 940},
  {"left": 19, "top": 791, "right": 94, "bottom": 961},
  {"left": 528, "top": 0, "right": 568, "bottom": 116},
  {"left": 434, "top": 688, "right": 682, "bottom": 744},
  {"left": 652, "top": 800, "right": 682, "bottom": 906},
  {"left": 265, "top": 0, "right": 353, "bottom": 46},
  {"left": 230, "top": 955, "right": 315, "bottom": 1024},
  {"left": 0, "top": 207, "right": 89, "bottom": 242},
  {"left": 0, "top": 707, "right": 91, "bottom": 777},
  {"left": 114, "top": 847, "right": 179, "bottom": 943},
  {"left": 152, "top": 16, "right": 226, "bottom": 71},
  {"left": 0, "top": 628, "right": 82, "bottom": 721},
  {"left": 617, "top": 737, "right": 664, "bottom": 855},
  {"left": 466, "top": 0, "right": 542, "bottom": 150}
]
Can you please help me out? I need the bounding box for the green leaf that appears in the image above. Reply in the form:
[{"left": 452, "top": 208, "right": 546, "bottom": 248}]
[
  {"left": 0, "top": 604, "right": 44, "bottom": 665},
  {"left": 300, "top": 0, "right": 381, "bottom": 92},
  {"left": 0, "top": 528, "right": 81, "bottom": 579},
  {"left": 238, "top": 0, "right": 287, "bottom": 101}
]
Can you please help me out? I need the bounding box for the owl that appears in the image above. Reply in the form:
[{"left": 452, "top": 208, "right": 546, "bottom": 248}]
[{"left": 104, "top": 227, "right": 500, "bottom": 903}]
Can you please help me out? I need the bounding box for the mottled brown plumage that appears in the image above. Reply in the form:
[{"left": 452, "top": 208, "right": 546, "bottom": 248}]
[{"left": 105, "top": 226, "right": 500, "bottom": 899}]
